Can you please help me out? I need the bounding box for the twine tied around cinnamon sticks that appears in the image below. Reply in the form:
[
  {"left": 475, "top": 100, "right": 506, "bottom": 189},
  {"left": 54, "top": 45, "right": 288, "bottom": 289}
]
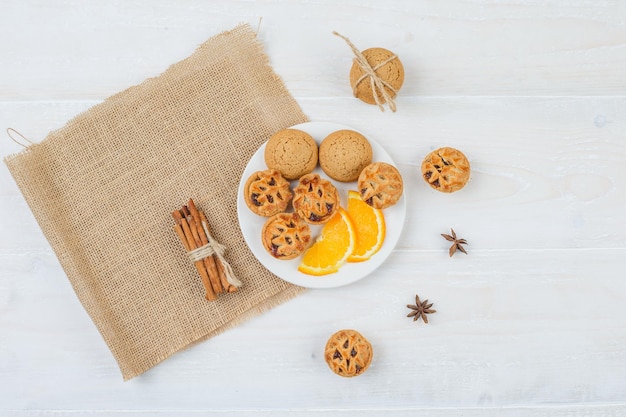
[
  {"left": 172, "top": 199, "right": 242, "bottom": 301},
  {"left": 333, "top": 31, "right": 399, "bottom": 112}
]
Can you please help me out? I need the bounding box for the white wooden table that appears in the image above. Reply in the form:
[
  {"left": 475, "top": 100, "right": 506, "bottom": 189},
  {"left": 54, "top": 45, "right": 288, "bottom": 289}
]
[{"left": 2, "top": 1, "right": 626, "bottom": 416}]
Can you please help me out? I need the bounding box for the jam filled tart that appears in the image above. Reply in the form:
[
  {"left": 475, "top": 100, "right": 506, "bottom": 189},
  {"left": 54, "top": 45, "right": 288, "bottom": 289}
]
[
  {"left": 261, "top": 212, "right": 312, "bottom": 260},
  {"left": 357, "top": 162, "right": 404, "bottom": 210},
  {"left": 292, "top": 173, "right": 340, "bottom": 225},
  {"left": 244, "top": 169, "right": 293, "bottom": 217},
  {"left": 324, "top": 329, "right": 373, "bottom": 377},
  {"left": 421, "top": 147, "right": 470, "bottom": 193}
]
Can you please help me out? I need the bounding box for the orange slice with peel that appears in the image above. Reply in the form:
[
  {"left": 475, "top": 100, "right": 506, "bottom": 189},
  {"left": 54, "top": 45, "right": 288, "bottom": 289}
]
[
  {"left": 298, "top": 207, "right": 355, "bottom": 276},
  {"left": 347, "top": 190, "right": 386, "bottom": 262}
]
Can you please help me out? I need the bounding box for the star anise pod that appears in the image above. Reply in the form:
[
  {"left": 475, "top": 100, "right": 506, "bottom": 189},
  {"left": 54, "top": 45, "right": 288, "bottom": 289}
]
[
  {"left": 441, "top": 228, "right": 468, "bottom": 257},
  {"left": 406, "top": 294, "right": 436, "bottom": 323}
]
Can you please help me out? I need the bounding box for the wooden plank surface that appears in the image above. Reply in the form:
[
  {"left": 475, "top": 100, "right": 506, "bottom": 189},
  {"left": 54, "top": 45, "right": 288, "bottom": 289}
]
[
  {"left": 1, "top": 1, "right": 626, "bottom": 416},
  {"left": 2, "top": 0, "right": 626, "bottom": 99}
]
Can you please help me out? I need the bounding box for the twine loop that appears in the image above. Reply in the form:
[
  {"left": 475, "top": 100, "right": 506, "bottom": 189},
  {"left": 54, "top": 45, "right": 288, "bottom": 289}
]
[
  {"left": 333, "top": 31, "right": 399, "bottom": 112},
  {"left": 6, "top": 128, "right": 34, "bottom": 148}
]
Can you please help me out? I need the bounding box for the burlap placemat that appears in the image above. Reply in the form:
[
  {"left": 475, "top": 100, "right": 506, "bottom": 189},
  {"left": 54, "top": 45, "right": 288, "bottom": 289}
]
[{"left": 4, "top": 23, "right": 308, "bottom": 380}]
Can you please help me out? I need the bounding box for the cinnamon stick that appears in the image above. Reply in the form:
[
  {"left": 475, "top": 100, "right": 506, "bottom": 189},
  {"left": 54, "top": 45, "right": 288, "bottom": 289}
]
[
  {"left": 173, "top": 223, "right": 189, "bottom": 251},
  {"left": 172, "top": 209, "right": 217, "bottom": 301},
  {"left": 186, "top": 200, "right": 224, "bottom": 295},
  {"left": 199, "top": 210, "right": 236, "bottom": 293}
]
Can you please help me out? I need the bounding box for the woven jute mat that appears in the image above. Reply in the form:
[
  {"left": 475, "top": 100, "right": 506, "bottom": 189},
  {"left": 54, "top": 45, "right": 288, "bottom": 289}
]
[{"left": 4, "top": 24, "right": 308, "bottom": 380}]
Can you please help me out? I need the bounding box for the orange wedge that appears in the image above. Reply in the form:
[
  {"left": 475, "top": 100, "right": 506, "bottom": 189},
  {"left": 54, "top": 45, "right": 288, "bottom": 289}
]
[
  {"left": 346, "top": 190, "right": 386, "bottom": 262},
  {"left": 298, "top": 207, "right": 356, "bottom": 276}
]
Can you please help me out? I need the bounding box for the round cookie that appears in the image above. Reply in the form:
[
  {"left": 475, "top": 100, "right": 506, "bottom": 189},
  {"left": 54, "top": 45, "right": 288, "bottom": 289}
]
[
  {"left": 421, "top": 147, "right": 471, "bottom": 193},
  {"left": 264, "top": 128, "right": 318, "bottom": 180},
  {"left": 357, "top": 162, "right": 404, "bottom": 209},
  {"left": 261, "top": 212, "right": 311, "bottom": 260},
  {"left": 318, "top": 130, "right": 373, "bottom": 182},
  {"left": 350, "top": 47, "right": 404, "bottom": 106},
  {"left": 324, "top": 329, "right": 373, "bottom": 378},
  {"left": 292, "top": 173, "right": 339, "bottom": 225},
  {"left": 243, "top": 169, "right": 293, "bottom": 217}
]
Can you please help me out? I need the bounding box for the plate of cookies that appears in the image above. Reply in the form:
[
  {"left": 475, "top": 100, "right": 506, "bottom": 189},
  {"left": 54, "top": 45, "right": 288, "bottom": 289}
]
[{"left": 236, "top": 121, "right": 406, "bottom": 288}]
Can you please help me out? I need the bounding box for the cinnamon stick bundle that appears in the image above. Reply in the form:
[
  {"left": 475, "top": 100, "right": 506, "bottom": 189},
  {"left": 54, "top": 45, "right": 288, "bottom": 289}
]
[{"left": 172, "top": 199, "right": 240, "bottom": 300}]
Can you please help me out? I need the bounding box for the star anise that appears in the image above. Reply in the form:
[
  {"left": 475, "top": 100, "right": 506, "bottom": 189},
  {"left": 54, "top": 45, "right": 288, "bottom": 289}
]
[
  {"left": 441, "top": 228, "right": 468, "bottom": 257},
  {"left": 406, "top": 294, "right": 436, "bottom": 323}
]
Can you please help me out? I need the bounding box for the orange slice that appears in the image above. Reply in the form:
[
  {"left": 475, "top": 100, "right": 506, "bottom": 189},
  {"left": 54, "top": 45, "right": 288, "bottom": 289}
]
[
  {"left": 346, "top": 190, "right": 386, "bottom": 262},
  {"left": 298, "top": 207, "right": 356, "bottom": 276}
]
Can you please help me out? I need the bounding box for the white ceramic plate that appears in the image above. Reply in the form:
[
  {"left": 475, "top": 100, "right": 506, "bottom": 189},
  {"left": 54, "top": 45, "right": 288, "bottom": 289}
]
[{"left": 236, "top": 121, "right": 406, "bottom": 288}]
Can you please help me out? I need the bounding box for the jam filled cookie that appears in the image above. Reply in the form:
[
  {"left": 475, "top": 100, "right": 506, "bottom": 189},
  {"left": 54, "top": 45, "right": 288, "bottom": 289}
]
[
  {"left": 324, "top": 329, "right": 373, "bottom": 378},
  {"left": 244, "top": 169, "right": 293, "bottom": 217},
  {"left": 264, "top": 128, "right": 318, "bottom": 180},
  {"left": 421, "top": 147, "right": 470, "bottom": 193},
  {"left": 318, "top": 130, "right": 373, "bottom": 182},
  {"left": 292, "top": 173, "right": 340, "bottom": 225},
  {"left": 357, "top": 162, "right": 403, "bottom": 209},
  {"left": 261, "top": 212, "right": 311, "bottom": 260}
]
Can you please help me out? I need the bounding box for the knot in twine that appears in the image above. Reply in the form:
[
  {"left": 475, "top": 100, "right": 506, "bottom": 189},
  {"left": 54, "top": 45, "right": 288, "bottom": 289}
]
[
  {"left": 333, "top": 31, "right": 399, "bottom": 112},
  {"left": 188, "top": 221, "right": 242, "bottom": 288}
]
